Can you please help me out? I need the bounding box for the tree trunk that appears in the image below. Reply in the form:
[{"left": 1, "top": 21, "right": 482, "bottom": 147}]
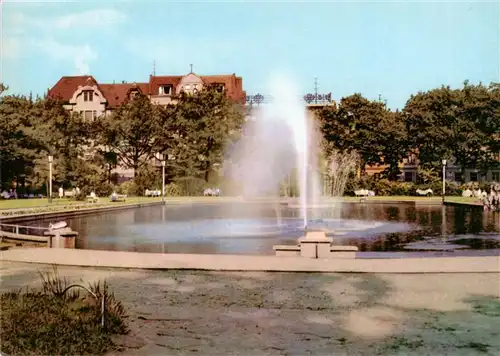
[{"left": 204, "top": 161, "right": 210, "bottom": 182}]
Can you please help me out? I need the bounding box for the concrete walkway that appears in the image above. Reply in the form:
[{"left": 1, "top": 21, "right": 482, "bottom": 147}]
[
  {"left": 1, "top": 248, "right": 498, "bottom": 273},
  {"left": 1, "top": 261, "right": 499, "bottom": 355}
]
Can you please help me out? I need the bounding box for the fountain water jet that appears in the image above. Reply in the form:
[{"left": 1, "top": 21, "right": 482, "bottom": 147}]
[{"left": 225, "top": 73, "right": 322, "bottom": 228}]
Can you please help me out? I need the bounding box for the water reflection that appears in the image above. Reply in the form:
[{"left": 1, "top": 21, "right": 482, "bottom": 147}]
[{"left": 24, "top": 203, "right": 500, "bottom": 255}]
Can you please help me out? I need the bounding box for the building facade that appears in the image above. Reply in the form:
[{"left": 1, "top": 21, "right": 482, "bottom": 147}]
[
  {"left": 48, "top": 71, "right": 246, "bottom": 119},
  {"left": 48, "top": 71, "right": 245, "bottom": 180}
]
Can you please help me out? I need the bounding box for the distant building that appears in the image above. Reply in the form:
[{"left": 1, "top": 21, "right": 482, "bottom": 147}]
[
  {"left": 47, "top": 71, "right": 245, "bottom": 181},
  {"left": 48, "top": 71, "right": 246, "bottom": 121}
]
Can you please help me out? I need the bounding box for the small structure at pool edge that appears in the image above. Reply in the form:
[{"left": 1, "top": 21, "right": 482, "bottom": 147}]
[{"left": 273, "top": 231, "right": 358, "bottom": 259}]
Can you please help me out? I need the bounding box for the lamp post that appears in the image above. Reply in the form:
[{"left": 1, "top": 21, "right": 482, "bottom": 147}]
[
  {"left": 161, "top": 160, "right": 165, "bottom": 203},
  {"left": 48, "top": 155, "right": 53, "bottom": 204},
  {"left": 442, "top": 159, "right": 447, "bottom": 203}
]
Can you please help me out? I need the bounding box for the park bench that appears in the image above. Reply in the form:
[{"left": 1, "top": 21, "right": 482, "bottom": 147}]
[
  {"left": 145, "top": 189, "right": 161, "bottom": 197},
  {"left": 416, "top": 188, "right": 433, "bottom": 196},
  {"left": 86, "top": 192, "right": 100, "bottom": 203},
  {"left": 110, "top": 194, "right": 127, "bottom": 202}
]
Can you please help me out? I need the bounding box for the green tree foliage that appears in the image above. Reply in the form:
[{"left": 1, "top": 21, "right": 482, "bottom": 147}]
[
  {"left": 1, "top": 80, "right": 497, "bottom": 195},
  {"left": 319, "top": 94, "right": 408, "bottom": 180},
  {"left": 159, "top": 87, "right": 245, "bottom": 182},
  {"left": 0, "top": 94, "right": 47, "bottom": 190},
  {"left": 403, "top": 82, "right": 499, "bottom": 181},
  {"left": 98, "top": 93, "right": 161, "bottom": 177}
]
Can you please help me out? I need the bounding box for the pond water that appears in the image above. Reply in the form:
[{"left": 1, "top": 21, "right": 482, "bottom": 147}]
[{"left": 35, "top": 202, "right": 500, "bottom": 257}]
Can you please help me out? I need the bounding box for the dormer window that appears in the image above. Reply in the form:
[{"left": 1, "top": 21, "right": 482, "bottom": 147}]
[
  {"left": 83, "top": 90, "right": 93, "bottom": 102},
  {"left": 129, "top": 90, "right": 139, "bottom": 99},
  {"left": 212, "top": 83, "right": 225, "bottom": 93},
  {"left": 159, "top": 85, "right": 173, "bottom": 95}
]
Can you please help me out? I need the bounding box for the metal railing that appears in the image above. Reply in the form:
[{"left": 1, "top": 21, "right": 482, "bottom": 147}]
[
  {"left": 61, "top": 284, "right": 106, "bottom": 328},
  {"left": 0, "top": 222, "right": 50, "bottom": 237}
]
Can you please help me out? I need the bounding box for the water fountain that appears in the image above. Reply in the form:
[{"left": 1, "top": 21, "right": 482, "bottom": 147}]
[
  {"left": 222, "top": 74, "right": 364, "bottom": 257},
  {"left": 224, "top": 73, "right": 323, "bottom": 227}
]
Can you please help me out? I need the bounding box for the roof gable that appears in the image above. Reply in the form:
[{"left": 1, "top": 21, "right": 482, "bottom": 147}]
[{"left": 48, "top": 76, "right": 99, "bottom": 102}]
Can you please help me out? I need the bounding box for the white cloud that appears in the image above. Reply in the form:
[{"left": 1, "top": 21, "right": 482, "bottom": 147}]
[
  {"left": 7, "top": 9, "right": 126, "bottom": 31},
  {"left": 2, "top": 37, "right": 23, "bottom": 59},
  {"left": 54, "top": 9, "right": 127, "bottom": 29},
  {"left": 36, "top": 39, "right": 98, "bottom": 75},
  {"left": 3, "top": 8, "right": 125, "bottom": 74}
]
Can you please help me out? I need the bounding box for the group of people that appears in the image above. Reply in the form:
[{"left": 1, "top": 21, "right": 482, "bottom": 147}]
[
  {"left": 1, "top": 189, "right": 44, "bottom": 199},
  {"left": 480, "top": 184, "right": 500, "bottom": 211}
]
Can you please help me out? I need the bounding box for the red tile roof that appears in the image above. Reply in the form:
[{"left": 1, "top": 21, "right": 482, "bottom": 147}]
[
  {"left": 99, "top": 82, "right": 149, "bottom": 108},
  {"left": 148, "top": 75, "right": 183, "bottom": 96},
  {"left": 48, "top": 76, "right": 99, "bottom": 101},
  {"left": 48, "top": 73, "right": 245, "bottom": 107}
]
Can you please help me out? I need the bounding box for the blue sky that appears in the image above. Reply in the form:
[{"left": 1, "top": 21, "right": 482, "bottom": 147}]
[{"left": 2, "top": 0, "right": 498, "bottom": 109}]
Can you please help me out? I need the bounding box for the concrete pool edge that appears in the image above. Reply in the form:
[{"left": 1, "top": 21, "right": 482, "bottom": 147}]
[{"left": 1, "top": 248, "right": 498, "bottom": 273}]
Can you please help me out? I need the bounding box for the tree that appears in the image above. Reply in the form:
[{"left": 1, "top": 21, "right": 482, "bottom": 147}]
[
  {"left": 378, "top": 110, "right": 408, "bottom": 180},
  {"left": 159, "top": 87, "right": 245, "bottom": 182},
  {"left": 37, "top": 98, "right": 93, "bottom": 187},
  {"left": 403, "top": 82, "right": 499, "bottom": 182},
  {"left": 0, "top": 93, "right": 46, "bottom": 190},
  {"left": 319, "top": 94, "right": 407, "bottom": 178},
  {"left": 98, "top": 93, "right": 161, "bottom": 177},
  {"left": 0, "top": 83, "right": 8, "bottom": 95}
]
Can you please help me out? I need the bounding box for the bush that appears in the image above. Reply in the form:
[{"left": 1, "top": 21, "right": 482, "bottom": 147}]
[
  {"left": 175, "top": 176, "right": 209, "bottom": 196},
  {"left": 134, "top": 164, "right": 162, "bottom": 195},
  {"left": 164, "top": 182, "right": 182, "bottom": 196},
  {"left": 75, "top": 186, "right": 92, "bottom": 201},
  {"left": 390, "top": 182, "right": 415, "bottom": 196},
  {"left": 1, "top": 266, "right": 127, "bottom": 356},
  {"left": 117, "top": 180, "right": 138, "bottom": 196},
  {"left": 372, "top": 178, "right": 393, "bottom": 196},
  {"left": 344, "top": 174, "right": 375, "bottom": 196}
]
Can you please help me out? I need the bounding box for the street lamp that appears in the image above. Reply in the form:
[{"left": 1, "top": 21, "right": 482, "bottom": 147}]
[
  {"left": 48, "top": 155, "right": 53, "bottom": 204},
  {"left": 161, "top": 160, "right": 166, "bottom": 203},
  {"left": 442, "top": 159, "right": 447, "bottom": 203}
]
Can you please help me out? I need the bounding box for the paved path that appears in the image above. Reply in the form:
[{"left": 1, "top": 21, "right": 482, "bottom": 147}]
[
  {"left": 1, "top": 248, "right": 499, "bottom": 273},
  {"left": 1, "top": 261, "right": 499, "bottom": 355}
]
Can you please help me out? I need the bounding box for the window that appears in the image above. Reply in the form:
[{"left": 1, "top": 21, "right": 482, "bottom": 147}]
[
  {"left": 493, "top": 172, "right": 500, "bottom": 182},
  {"left": 404, "top": 171, "right": 413, "bottom": 182},
  {"left": 93, "top": 111, "right": 97, "bottom": 120},
  {"left": 454, "top": 172, "right": 461, "bottom": 182},
  {"left": 84, "top": 111, "right": 93, "bottom": 122},
  {"left": 83, "top": 90, "right": 93, "bottom": 102},
  {"left": 159, "top": 85, "right": 173, "bottom": 95},
  {"left": 469, "top": 172, "right": 478, "bottom": 182},
  {"left": 213, "top": 83, "right": 225, "bottom": 93}
]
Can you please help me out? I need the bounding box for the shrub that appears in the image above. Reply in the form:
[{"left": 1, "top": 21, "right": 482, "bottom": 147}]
[
  {"left": 75, "top": 186, "right": 92, "bottom": 201},
  {"left": 373, "top": 178, "right": 393, "bottom": 196},
  {"left": 344, "top": 174, "right": 375, "bottom": 196},
  {"left": 390, "top": 182, "right": 415, "bottom": 196},
  {"left": 117, "top": 180, "right": 138, "bottom": 196},
  {"left": 419, "top": 180, "right": 461, "bottom": 196},
  {"left": 0, "top": 266, "right": 127, "bottom": 356},
  {"left": 175, "top": 176, "right": 209, "bottom": 196},
  {"left": 164, "top": 182, "right": 182, "bottom": 196}
]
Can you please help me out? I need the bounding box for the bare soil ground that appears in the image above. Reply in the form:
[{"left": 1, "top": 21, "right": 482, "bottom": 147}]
[{"left": 1, "top": 261, "right": 499, "bottom": 355}]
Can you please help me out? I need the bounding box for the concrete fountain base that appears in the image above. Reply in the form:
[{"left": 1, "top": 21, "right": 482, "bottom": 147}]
[
  {"left": 273, "top": 231, "right": 358, "bottom": 259},
  {"left": 1, "top": 248, "right": 498, "bottom": 273}
]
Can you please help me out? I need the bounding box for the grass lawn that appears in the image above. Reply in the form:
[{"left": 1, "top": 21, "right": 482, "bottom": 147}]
[
  {"left": 341, "top": 196, "right": 481, "bottom": 204},
  {"left": 0, "top": 195, "right": 483, "bottom": 212},
  {"left": 0, "top": 196, "right": 237, "bottom": 212}
]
